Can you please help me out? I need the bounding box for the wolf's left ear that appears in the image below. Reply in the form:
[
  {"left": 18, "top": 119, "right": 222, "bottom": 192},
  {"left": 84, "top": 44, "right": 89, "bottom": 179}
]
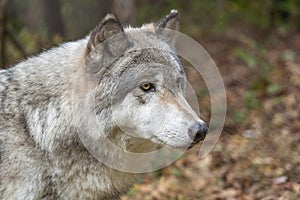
[
  {"left": 155, "top": 10, "right": 180, "bottom": 46},
  {"left": 155, "top": 10, "right": 180, "bottom": 31}
]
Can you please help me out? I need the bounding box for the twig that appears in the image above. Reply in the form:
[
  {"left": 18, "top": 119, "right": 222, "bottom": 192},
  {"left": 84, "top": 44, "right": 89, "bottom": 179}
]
[
  {"left": 6, "top": 25, "right": 28, "bottom": 58},
  {"left": 0, "top": 0, "right": 8, "bottom": 68}
]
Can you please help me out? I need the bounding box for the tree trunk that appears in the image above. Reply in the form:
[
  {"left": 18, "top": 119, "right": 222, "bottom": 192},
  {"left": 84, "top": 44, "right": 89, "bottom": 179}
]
[
  {"left": 112, "top": 0, "right": 135, "bottom": 25},
  {"left": 67, "top": 0, "right": 111, "bottom": 39},
  {"left": 0, "top": 0, "right": 8, "bottom": 68},
  {"left": 42, "top": 0, "right": 64, "bottom": 39}
]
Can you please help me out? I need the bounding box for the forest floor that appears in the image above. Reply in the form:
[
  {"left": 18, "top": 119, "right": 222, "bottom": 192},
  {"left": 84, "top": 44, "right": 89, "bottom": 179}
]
[{"left": 121, "top": 28, "right": 300, "bottom": 200}]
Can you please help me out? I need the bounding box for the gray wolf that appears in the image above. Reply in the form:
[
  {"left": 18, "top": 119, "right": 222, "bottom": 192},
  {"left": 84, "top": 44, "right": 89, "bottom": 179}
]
[{"left": 0, "top": 10, "right": 208, "bottom": 199}]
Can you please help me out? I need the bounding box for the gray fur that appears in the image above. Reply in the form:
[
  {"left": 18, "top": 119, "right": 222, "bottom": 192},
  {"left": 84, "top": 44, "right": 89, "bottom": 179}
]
[{"left": 0, "top": 10, "right": 205, "bottom": 199}]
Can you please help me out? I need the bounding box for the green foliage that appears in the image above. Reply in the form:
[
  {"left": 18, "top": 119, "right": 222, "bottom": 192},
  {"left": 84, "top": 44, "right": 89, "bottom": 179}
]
[
  {"left": 127, "top": 187, "right": 138, "bottom": 197},
  {"left": 153, "top": 169, "right": 164, "bottom": 179},
  {"left": 228, "top": 0, "right": 270, "bottom": 28},
  {"left": 245, "top": 91, "right": 259, "bottom": 110},
  {"left": 234, "top": 48, "right": 257, "bottom": 68},
  {"left": 197, "top": 88, "right": 209, "bottom": 101},
  {"left": 138, "top": 0, "right": 300, "bottom": 35},
  {"left": 232, "top": 110, "right": 247, "bottom": 123},
  {"left": 272, "top": 96, "right": 285, "bottom": 105},
  {"left": 177, "top": 194, "right": 184, "bottom": 200},
  {"left": 266, "top": 84, "right": 282, "bottom": 95},
  {"left": 171, "top": 167, "right": 181, "bottom": 177},
  {"left": 234, "top": 36, "right": 277, "bottom": 96}
]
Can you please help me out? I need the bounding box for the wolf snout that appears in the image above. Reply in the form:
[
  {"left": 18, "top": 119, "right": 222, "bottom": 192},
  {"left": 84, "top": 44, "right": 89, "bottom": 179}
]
[{"left": 188, "top": 122, "right": 208, "bottom": 142}]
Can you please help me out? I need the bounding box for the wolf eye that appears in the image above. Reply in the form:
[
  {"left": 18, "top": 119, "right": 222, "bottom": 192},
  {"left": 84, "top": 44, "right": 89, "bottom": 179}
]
[{"left": 140, "top": 82, "right": 155, "bottom": 92}]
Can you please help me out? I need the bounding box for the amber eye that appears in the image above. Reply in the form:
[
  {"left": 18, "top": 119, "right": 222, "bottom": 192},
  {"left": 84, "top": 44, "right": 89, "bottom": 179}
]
[{"left": 140, "top": 82, "right": 155, "bottom": 92}]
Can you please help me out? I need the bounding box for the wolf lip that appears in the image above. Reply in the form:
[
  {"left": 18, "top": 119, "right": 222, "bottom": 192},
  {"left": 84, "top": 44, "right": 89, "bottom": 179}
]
[{"left": 188, "top": 136, "right": 206, "bottom": 149}]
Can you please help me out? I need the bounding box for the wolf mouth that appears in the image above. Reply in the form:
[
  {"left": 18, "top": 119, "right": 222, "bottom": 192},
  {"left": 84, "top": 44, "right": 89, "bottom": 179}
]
[{"left": 188, "top": 136, "right": 206, "bottom": 150}]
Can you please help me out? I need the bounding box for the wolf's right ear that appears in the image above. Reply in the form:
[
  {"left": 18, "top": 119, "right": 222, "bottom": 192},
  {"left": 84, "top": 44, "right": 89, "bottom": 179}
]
[
  {"left": 87, "top": 14, "right": 123, "bottom": 55},
  {"left": 86, "top": 14, "right": 129, "bottom": 64}
]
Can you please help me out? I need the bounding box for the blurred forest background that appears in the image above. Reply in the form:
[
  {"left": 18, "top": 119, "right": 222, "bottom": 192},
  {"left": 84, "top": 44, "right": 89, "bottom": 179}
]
[{"left": 1, "top": 0, "right": 300, "bottom": 199}]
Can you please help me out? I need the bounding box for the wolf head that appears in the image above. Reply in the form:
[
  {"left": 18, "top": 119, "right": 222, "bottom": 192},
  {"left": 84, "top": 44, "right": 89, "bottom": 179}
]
[{"left": 82, "top": 10, "right": 208, "bottom": 152}]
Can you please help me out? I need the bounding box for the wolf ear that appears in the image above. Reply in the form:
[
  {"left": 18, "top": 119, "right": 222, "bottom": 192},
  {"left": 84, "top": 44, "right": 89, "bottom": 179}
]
[
  {"left": 155, "top": 10, "right": 180, "bottom": 31},
  {"left": 155, "top": 10, "right": 180, "bottom": 46},
  {"left": 86, "top": 14, "right": 129, "bottom": 67},
  {"left": 87, "top": 14, "right": 124, "bottom": 54}
]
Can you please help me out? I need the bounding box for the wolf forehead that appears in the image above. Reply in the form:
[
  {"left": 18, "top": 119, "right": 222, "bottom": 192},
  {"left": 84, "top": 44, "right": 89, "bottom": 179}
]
[{"left": 116, "top": 47, "right": 184, "bottom": 74}]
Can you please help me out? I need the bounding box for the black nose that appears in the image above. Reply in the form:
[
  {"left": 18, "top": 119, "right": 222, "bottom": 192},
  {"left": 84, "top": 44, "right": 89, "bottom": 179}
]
[{"left": 188, "top": 122, "right": 208, "bottom": 142}]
